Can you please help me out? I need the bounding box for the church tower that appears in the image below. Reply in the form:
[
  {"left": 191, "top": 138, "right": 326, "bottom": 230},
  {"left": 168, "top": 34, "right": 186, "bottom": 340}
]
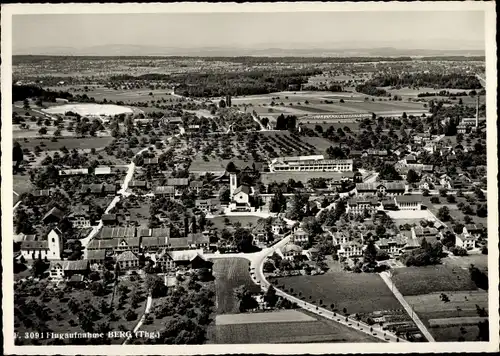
[{"left": 230, "top": 173, "right": 238, "bottom": 198}]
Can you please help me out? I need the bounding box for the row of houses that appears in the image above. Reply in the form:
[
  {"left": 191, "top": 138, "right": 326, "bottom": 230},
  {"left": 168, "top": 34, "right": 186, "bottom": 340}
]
[
  {"left": 346, "top": 194, "right": 423, "bottom": 215},
  {"left": 58, "top": 166, "right": 117, "bottom": 177}
]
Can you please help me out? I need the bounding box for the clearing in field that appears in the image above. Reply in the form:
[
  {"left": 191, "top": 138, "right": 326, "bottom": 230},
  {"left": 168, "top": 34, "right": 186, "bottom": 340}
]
[
  {"left": 216, "top": 309, "right": 316, "bottom": 325},
  {"left": 391, "top": 266, "right": 478, "bottom": 296},
  {"left": 277, "top": 273, "right": 402, "bottom": 315},
  {"left": 208, "top": 215, "right": 261, "bottom": 230},
  {"left": 43, "top": 103, "right": 133, "bottom": 116},
  {"left": 442, "top": 254, "right": 489, "bottom": 270},
  {"left": 211, "top": 258, "right": 260, "bottom": 315}
]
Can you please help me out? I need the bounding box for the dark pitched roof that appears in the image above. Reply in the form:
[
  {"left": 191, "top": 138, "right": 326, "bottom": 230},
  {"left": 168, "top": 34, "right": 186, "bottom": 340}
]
[
  {"left": 43, "top": 207, "right": 65, "bottom": 221},
  {"left": 100, "top": 226, "right": 135, "bottom": 238},
  {"left": 167, "top": 178, "right": 189, "bottom": 186},
  {"left": 233, "top": 185, "right": 250, "bottom": 195},
  {"left": 395, "top": 194, "right": 423, "bottom": 203}
]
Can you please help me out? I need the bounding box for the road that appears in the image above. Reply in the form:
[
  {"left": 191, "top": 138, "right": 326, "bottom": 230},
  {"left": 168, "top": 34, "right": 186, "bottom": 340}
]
[
  {"left": 246, "top": 235, "right": 405, "bottom": 343},
  {"left": 123, "top": 293, "right": 153, "bottom": 345},
  {"left": 379, "top": 271, "right": 435, "bottom": 342},
  {"left": 82, "top": 135, "right": 180, "bottom": 248}
]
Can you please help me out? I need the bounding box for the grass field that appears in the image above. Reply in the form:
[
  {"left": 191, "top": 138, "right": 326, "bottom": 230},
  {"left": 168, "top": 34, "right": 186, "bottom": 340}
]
[
  {"left": 14, "top": 136, "right": 114, "bottom": 151},
  {"left": 442, "top": 254, "right": 488, "bottom": 270},
  {"left": 211, "top": 258, "right": 260, "bottom": 315},
  {"left": 431, "top": 324, "right": 484, "bottom": 342},
  {"left": 214, "top": 310, "right": 381, "bottom": 343},
  {"left": 392, "top": 266, "right": 477, "bottom": 296},
  {"left": 208, "top": 215, "right": 261, "bottom": 230},
  {"left": 13, "top": 174, "right": 33, "bottom": 203},
  {"left": 277, "top": 273, "right": 402, "bottom": 315}
]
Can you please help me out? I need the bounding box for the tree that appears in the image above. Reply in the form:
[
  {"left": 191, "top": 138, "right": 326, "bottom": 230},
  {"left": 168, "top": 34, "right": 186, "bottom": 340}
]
[
  {"left": 270, "top": 190, "right": 287, "bottom": 213},
  {"left": 446, "top": 195, "right": 456, "bottom": 203},
  {"left": 145, "top": 274, "right": 167, "bottom": 298},
  {"left": 406, "top": 169, "right": 419, "bottom": 184},
  {"left": 226, "top": 161, "right": 237, "bottom": 173},
  {"left": 234, "top": 285, "right": 258, "bottom": 312},
  {"left": 264, "top": 286, "right": 278, "bottom": 308},
  {"left": 363, "top": 240, "right": 378, "bottom": 267},
  {"left": 32, "top": 258, "right": 49, "bottom": 278},
  {"left": 13, "top": 141, "right": 24, "bottom": 172},
  {"left": 234, "top": 228, "right": 255, "bottom": 253},
  {"left": 430, "top": 197, "right": 440, "bottom": 204},
  {"left": 437, "top": 206, "right": 451, "bottom": 221},
  {"left": 219, "top": 99, "right": 226, "bottom": 108},
  {"left": 439, "top": 188, "right": 448, "bottom": 197},
  {"left": 38, "top": 127, "right": 48, "bottom": 136}
]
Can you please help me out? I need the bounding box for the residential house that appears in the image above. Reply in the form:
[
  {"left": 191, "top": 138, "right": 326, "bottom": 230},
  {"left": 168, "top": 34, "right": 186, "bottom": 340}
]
[
  {"left": 101, "top": 214, "right": 118, "bottom": 226},
  {"left": 116, "top": 251, "right": 140, "bottom": 270},
  {"left": 271, "top": 217, "right": 287, "bottom": 235},
  {"left": 32, "top": 189, "right": 53, "bottom": 198},
  {"left": 20, "top": 229, "right": 62, "bottom": 260},
  {"left": 346, "top": 197, "right": 379, "bottom": 216},
  {"left": 290, "top": 227, "right": 309, "bottom": 247},
  {"left": 394, "top": 194, "right": 422, "bottom": 211},
  {"left": 187, "top": 233, "right": 210, "bottom": 249},
  {"left": 166, "top": 178, "right": 189, "bottom": 197},
  {"left": 115, "top": 237, "right": 141, "bottom": 254},
  {"left": 68, "top": 205, "right": 91, "bottom": 228},
  {"left": 337, "top": 241, "right": 363, "bottom": 258},
  {"left": 404, "top": 154, "right": 417, "bottom": 165},
  {"left": 140, "top": 230, "right": 170, "bottom": 253},
  {"left": 143, "top": 157, "right": 159, "bottom": 166},
  {"left": 331, "top": 232, "right": 350, "bottom": 245},
  {"left": 412, "top": 226, "right": 439, "bottom": 245},
  {"left": 376, "top": 236, "right": 407, "bottom": 256},
  {"left": 463, "top": 224, "right": 484, "bottom": 239},
  {"left": 86, "top": 249, "right": 107, "bottom": 267},
  {"left": 155, "top": 186, "right": 175, "bottom": 198},
  {"left": 195, "top": 199, "right": 221, "bottom": 214},
  {"left": 189, "top": 180, "right": 203, "bottom": 194},
  {"left": 253, "top": 221, "right": 270, "bottom": 245},
  {"left": 48, "top": 262, "right": 65, "bottom": 281},
  {"left": 42, "top": 207, "right": 65, "bottom": 224},
  {"left": 280, "top": 243, "right": 303, "bottom": 261},
  {"left": 455, "top": 234, "right": 476, "bottom": 250}
]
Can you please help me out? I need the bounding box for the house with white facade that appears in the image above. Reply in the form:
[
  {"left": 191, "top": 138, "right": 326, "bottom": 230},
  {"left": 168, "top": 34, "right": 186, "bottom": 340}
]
[
  {"left": 20, "top": 229, "right": 63, "bottom": 261},
  {"left": 394, "top": 194, "right": 422, "bottom": 211}
]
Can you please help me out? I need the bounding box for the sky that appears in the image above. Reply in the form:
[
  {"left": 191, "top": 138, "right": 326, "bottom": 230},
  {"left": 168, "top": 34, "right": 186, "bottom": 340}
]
[{"left": 13, "top": 11, "right": 485, "bottom": 54}]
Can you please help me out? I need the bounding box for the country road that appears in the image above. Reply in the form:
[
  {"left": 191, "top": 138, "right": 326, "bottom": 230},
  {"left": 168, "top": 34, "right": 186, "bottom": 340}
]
[{"left": 379, "top": 271, "right": 435, "bottom": 342}]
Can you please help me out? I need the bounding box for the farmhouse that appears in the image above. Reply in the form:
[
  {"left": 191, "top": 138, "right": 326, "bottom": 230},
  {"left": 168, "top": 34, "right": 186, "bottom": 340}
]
[
  {"left": 86, "top": 249, "right": 107, "bottom": 266},
  {"left": 116, "top": 250, "right": 140, "bottom": 270},
  {"left": 101, "top": 214, "right": 118, "bottom": 226},
  {"left": 61, "top": 260, "right": 90, "bottom": 278},
  {"left": 271, "top": 217, "right": 287, "bottom": 235},
  {"left": 269, "top": 155, "right": 353, "bottom": 173},
  {"left": 463, "top": 224, "right": 484, "bottom": 238},
  {"left": 376, "top": 236, "right": 407, "bottom": 256},
  {"left": 412, "top": 226, "right": 440, "bottom": 244}
]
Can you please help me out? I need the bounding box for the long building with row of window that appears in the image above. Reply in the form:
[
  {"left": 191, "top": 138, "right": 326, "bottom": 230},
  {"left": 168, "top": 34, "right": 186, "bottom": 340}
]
[{"left": 269, "top": 155, "right": 353, "bottom": 173}]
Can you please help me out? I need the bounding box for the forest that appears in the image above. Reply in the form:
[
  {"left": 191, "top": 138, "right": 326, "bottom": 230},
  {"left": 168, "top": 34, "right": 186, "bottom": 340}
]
[{"left": 356, "top": 73, "right": 482, "bottom": 96}]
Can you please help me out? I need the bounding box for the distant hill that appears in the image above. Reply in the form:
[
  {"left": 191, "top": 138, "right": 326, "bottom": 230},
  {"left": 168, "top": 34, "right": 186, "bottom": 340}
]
[{"left": 14, "top": 44, "right": 485, "bottom": 58}]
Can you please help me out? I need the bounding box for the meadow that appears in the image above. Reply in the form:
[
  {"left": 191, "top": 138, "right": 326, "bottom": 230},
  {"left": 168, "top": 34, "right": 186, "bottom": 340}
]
[{"left": 276, "top": 273, "right": 402, "bottom": 315}]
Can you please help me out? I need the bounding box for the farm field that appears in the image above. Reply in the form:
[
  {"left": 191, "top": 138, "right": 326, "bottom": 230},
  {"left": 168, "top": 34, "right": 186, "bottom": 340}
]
[
  {"left": 216, "top": 309, "right": 316, "bottom": 325},
  {"left": 44, "top": 85, "right": 182, "bottom": 104},
  {"left": 403, "top": 289, "right": 488, "bottom": 342},
  {"left": 14, "top": 136, "right": 114, "bottom": 151},
  {"left": 214, "top": 310, "right": 381, "bottom": 343},
  {"left": 421, "top": 196, "right": 487, "bottom": 229},
  {"left": 259, "top": 131, "right": 331, "bottom": 156},
  {"left": 261, "top": 171, "right": 351, "bottom": 185},
  {"left": 276, "top": 273, "right": 402, "bottom": 315},
  {"left": 391, "top": 266, "right": 478, "bottom": 296},
  {"left": 211, "top": 258, "right": 260, "bottom": 315}
]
